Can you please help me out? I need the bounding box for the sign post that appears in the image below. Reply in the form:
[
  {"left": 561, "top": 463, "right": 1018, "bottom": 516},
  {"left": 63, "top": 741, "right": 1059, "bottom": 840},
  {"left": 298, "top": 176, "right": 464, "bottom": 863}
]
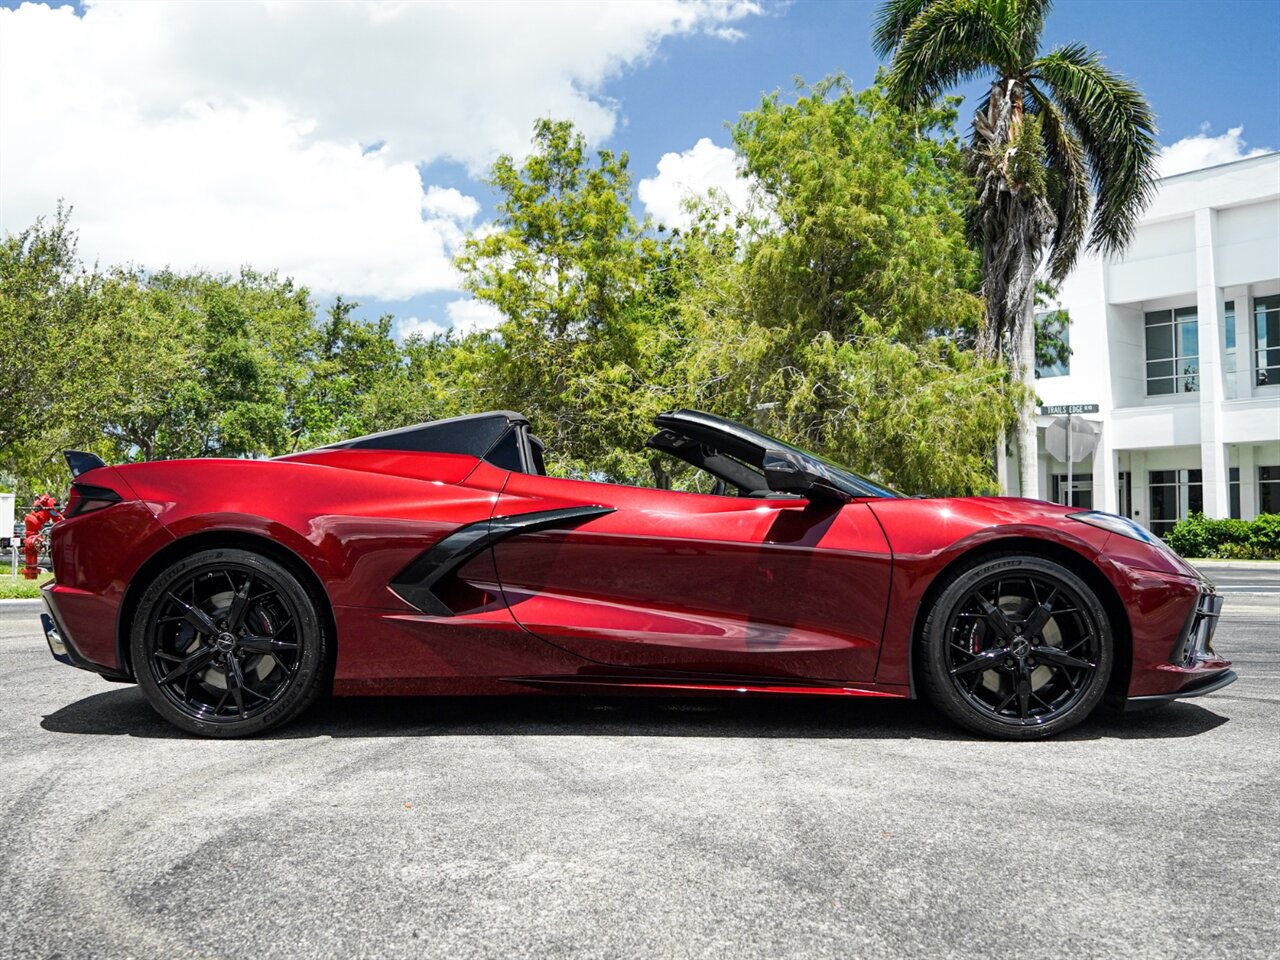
[
  {"left": 1041, "top": 404, "right": 1100, "bottom": 507},
  {"left": 1068, "top": 413, "right": 1073, "bottom": 509}
]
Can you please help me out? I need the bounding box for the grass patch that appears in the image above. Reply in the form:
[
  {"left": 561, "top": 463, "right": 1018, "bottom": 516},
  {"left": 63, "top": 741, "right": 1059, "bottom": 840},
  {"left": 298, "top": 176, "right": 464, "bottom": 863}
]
[{"left": 0, "top": 565, "right": 49, "bottom": 599}]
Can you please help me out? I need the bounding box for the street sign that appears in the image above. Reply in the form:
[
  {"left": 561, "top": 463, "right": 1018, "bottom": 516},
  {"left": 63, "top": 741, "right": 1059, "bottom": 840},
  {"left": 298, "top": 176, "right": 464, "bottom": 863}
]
[
  {"left": 1040, "top": 403, "right": 1099, "bottom": 415},
  {"left": 1045, "top": 416, "right": 1100, "bottom": 463}
]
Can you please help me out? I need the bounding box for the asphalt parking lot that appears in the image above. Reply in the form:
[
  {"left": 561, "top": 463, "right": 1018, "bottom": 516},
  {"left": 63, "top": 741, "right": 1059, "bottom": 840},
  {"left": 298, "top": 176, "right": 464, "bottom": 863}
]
[{"left": 1, "top": 563, "right": 1277, "bottom": 960}]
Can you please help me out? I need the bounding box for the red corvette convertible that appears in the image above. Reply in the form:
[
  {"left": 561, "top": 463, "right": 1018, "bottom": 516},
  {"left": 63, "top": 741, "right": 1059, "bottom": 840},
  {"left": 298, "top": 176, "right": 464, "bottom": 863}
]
[{"left": 41, "top": 410, "right": 1234, "bottom": 739}]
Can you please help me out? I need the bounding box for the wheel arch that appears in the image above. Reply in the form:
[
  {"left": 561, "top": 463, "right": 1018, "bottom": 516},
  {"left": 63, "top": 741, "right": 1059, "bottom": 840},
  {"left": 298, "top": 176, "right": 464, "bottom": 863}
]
[
  {"left": 908, "top": 536, "right": 1132, "bottom": 704},
  {"left": 115, "top": 529, "right": 338, "bottom": 683}
]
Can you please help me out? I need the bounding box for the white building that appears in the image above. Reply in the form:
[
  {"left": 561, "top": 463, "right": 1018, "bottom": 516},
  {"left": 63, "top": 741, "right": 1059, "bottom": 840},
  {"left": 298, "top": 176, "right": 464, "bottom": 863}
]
[{"left": 1025, "top": 151, "right": 1280, "bottom": 535}]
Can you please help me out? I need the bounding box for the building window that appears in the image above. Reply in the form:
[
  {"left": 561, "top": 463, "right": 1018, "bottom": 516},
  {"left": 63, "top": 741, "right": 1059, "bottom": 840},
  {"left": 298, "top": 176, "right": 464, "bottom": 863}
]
[
  {"left": 1255, "top": 295, "right": 1280, "bottom": 387},
  {"left": 1051, "top": 474, "right": 1092, "bottom": 509},
  {"left": 1149, "top": 468, "right": 1203, "bottom": 538},
  {"left": 1035, "top": 309, "right": 1070, "bottom": 379},
  {"left": 1145, "top": 307, "right": 1199, "bottom": 395},
  {"left": 1261, "top": 466, "right": 1280, "bottom": 514},
  {"left": 1118, "top": 471, "right": 1133, "bottom": 518},
  {"left": 1229, "top": 466, "right": 1241, "bottom": 520},
  {"left": 1224, "top": 301, "right": 1237, "bottom": 397}
]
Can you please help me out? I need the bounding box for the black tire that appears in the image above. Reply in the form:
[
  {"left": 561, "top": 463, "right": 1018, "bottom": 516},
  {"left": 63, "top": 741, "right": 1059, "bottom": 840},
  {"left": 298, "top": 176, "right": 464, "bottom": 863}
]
[
  {"left": 918, "top": 554, "right": 1113, "bottom": 740},
  {"left": 131, "top": 548, "right": 329, "bottom": 738}
]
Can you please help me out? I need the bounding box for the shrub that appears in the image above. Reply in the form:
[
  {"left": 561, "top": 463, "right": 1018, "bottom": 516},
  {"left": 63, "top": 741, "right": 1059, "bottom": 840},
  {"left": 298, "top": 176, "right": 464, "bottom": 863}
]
[
  {"left": 1165, "top": 512, "right": 1279, "bottom": 559},
  {"left": 1248, "top": 513, "right": 1280, "bottom": 554}
]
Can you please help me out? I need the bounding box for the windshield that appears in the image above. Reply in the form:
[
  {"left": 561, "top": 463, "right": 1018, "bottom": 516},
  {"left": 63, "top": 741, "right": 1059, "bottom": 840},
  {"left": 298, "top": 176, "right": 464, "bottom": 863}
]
[{"left": 748, "top": 426, "right": 904, "bottom": 499}]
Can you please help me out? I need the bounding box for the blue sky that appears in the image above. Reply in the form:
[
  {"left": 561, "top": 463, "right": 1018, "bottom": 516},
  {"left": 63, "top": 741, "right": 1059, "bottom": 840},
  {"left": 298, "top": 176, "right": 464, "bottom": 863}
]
[
  {"left": 608, "top": 0, "right": 1280, "bottom": 175},
  {"left": 2, "top": 0, "right": 1277, "bottom": 335}
]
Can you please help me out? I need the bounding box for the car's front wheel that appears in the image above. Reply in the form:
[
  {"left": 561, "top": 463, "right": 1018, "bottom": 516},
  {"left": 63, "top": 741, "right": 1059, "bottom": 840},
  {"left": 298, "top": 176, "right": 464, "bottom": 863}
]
[
  {"left": 918, "top": 554, "right": 1113, "bottom": 740},
  {"left": 131, "top": 548, "right": 329, "bottom": 737}
]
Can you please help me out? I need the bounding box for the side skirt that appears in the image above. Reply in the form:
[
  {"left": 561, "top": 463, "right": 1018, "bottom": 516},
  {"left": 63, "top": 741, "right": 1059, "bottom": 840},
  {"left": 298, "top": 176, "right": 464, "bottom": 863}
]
[{"left": 500, "top": 674, "right": 910, "bottom": 699}]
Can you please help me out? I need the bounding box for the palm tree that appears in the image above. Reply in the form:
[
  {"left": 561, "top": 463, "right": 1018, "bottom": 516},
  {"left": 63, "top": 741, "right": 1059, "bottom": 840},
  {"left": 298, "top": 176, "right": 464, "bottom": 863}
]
[{"left": 873, "top": 0, "right": 1158, "bottom": 499}]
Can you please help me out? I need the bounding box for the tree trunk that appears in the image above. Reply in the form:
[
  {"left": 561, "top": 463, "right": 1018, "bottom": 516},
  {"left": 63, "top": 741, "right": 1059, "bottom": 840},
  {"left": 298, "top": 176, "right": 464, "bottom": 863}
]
[
  {"left": 1015, "top": 297, "right": 1039, "bottom": 499},
  {"left": 970, "top": 79, "right": 1054, "bottom": 500}
]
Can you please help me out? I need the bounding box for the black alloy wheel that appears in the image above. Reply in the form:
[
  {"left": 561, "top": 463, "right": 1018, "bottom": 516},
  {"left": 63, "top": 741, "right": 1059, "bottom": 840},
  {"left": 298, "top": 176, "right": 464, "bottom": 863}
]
[
  {"left": 918, "top": 555, "right": 1112, "bottom": 739},
  {"left": 131, "top": 548, "right": 329, "bottom": 737}
]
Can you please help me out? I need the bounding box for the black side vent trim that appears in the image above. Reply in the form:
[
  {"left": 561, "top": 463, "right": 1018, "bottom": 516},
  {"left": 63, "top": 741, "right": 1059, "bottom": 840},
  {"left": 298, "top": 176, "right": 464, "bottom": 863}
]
[{"left": 390, "top": 506, "right": 615, "bottom": 616}]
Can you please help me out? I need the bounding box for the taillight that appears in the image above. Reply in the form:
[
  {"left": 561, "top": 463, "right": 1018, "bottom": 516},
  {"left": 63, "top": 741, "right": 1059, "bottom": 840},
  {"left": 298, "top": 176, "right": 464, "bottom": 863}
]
[{"left": 65, "top": 483, "right": 123, "bottom": 517}]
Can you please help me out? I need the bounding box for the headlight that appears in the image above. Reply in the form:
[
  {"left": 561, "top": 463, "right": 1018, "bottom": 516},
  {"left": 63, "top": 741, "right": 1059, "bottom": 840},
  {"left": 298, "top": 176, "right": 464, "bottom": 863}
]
[{"left": 1069, "top": 510, "right": 1166, "bottom": 547}]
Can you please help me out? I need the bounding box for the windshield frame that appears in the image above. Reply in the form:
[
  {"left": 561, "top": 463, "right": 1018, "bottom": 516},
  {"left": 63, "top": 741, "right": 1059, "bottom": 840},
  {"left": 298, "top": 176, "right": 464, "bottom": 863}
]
[
  {"left": 743, "top": 425, "right": 904, "bottom": 499},
  {"left": 651, "top": 410, "right": 904, "bottom": 500}
]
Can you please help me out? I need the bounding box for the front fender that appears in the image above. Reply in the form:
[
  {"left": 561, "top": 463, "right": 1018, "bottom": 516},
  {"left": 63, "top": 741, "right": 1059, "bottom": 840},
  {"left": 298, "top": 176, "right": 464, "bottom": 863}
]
[{"left": 867, "top": 497, "right": 1113, "bottom": 689}]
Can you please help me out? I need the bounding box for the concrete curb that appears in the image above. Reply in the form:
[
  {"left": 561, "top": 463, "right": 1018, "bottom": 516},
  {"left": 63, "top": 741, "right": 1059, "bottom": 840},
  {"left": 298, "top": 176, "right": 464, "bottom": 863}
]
[{"left": 1188, "top": 559, "right": 1280, "bottom": 569}]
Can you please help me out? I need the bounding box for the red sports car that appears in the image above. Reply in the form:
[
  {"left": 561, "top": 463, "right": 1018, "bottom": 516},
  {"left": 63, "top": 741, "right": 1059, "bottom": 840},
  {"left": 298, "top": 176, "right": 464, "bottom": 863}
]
[{"left": 41, "top": 410, "right": 1234, "bottom": 739}]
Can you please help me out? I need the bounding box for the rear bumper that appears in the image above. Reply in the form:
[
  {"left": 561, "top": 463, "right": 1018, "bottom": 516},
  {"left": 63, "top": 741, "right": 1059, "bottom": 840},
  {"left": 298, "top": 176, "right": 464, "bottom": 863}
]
[
  {"left": 40, "top": 602, "right": 73, "bottom": 667},
  {"left": 40, "top": 583, "right": 131, "bottom": 681},
  {"left": 45, "top": 497, "right": 173, "bottom": 678}
]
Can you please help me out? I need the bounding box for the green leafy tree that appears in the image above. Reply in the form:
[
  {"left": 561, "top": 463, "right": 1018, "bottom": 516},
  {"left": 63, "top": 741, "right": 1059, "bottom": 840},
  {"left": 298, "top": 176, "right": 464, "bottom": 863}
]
[
  {"left": 88, "top": 268, "right": 316, "bottom": 461},
  {"left": 286, "top": 297, "right": 417, "bottom": 449},
  {"left": 677, "top": 79, "right": 1020, "bottom": 494},
  {"left": 874, "top": 0, "right": 1158, "bottom": 497},
  {"left": 1, "top": 211, "right": 429, "bottom": 496},
  {"left": 0, "top": 205, "right": 96, "bottom": 455},
  {"left": 454, "top": 118, "right": 679, "bottom": 483}
]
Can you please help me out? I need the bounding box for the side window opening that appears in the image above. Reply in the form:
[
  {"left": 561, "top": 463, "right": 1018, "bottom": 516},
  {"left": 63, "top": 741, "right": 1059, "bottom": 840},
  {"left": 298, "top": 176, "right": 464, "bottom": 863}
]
[
  {"left": 482, "top": 427, "right": 525, "bottom": 472},
  {"left": 528, "top": 435, "right": 547, "bottom": 476}
]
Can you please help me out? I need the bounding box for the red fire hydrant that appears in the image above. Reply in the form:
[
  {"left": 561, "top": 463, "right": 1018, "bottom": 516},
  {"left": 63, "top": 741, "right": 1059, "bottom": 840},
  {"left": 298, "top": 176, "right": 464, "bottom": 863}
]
[{"left": 22, "top": 494, "right": 62, "bottom": 580}]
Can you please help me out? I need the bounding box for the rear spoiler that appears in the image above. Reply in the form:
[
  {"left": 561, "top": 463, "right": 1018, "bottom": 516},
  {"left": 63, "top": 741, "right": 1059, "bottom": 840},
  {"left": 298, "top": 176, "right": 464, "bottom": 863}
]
[{"left": 64, "top": 450, "right": 106, "bottom": 478}]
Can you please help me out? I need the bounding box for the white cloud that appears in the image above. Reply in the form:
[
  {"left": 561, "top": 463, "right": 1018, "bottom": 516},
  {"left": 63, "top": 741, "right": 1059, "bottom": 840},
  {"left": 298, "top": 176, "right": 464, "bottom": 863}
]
[
  {"left": 445, "top": 298, "right": 506, "bottom": 336},
  {"left": 0, "top": 0, "right": 762, "bottom": 299},
  {"left": 638, "top": 138, "right": 752, "bottom": 230},
  {"left": 1158, "top": 124, "right": 1269, "bottom": 178},
  {"left": 421, "top": 187, "right": 481, "bottom": 223},
  {"left": 395, "top": 299, "right": 505, "bottom": 342},
  {"left": 397, "top": 316, "right": 449, "bottom": 341}
]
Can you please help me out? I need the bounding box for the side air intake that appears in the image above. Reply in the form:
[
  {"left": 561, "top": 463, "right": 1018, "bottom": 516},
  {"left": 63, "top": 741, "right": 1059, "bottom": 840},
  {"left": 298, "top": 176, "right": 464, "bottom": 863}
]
[{"left": 389, "top": 506, "right": 614, "bottom": 616}]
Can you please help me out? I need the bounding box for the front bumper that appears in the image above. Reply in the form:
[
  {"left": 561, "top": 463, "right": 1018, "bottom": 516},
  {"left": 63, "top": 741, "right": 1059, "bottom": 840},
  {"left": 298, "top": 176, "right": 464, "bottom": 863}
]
[
  {"left": 1126, "top": 668, "right": 1238, "bottom": 708},
  {"left": 1123, "top": 581, "right": 1235, "bottom": 708},
  {"left": 1171, "top": 590, "right": 1225, "bottom": 666}
]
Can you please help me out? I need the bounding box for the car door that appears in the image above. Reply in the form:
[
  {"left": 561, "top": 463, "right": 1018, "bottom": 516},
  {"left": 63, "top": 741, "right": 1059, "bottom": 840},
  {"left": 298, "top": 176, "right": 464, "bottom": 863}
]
[{"left": 489, "top": 472, "right": 893, "bottom": 682}]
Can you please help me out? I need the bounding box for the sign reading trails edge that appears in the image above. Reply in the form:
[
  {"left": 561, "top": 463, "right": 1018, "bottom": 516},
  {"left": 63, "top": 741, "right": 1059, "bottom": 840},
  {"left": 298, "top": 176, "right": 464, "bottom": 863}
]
[{"left": 1041, "top": 403, "right": 1099, "bottom": 415}]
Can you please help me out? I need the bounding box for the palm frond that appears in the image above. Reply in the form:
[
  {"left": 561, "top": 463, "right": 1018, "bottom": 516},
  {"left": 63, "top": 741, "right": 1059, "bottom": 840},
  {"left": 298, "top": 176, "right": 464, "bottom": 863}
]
[
  {"left": 964, "top": 86, "right": 994, "bottom": 249},
  {"left": 872, "top": 0, "right": 938, "bottom": 57},
  {"left": 1012, "top": 0, "right": 1054, "bottom": 59},
  {"left": 1025, "top": 83, "right": 1089, "bottom": 280},
  {"left": 885, "top": 0, "right": 1017, "bottom": 107},
  {"left": 1030, "top": 42, "right": 1159, "bottom": 255}
]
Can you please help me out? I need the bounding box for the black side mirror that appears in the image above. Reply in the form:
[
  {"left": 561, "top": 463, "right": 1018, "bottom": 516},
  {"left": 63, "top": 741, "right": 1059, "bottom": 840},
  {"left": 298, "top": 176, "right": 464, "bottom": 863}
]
[{"left": 761, "top": 449, "right": 851, "bottom": 504}]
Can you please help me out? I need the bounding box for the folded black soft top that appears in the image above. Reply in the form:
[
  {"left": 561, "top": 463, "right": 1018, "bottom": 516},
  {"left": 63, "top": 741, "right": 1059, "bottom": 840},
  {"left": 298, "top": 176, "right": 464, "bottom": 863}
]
[{"left": 322, "top": 411, "right": 528, "bottom": 458}]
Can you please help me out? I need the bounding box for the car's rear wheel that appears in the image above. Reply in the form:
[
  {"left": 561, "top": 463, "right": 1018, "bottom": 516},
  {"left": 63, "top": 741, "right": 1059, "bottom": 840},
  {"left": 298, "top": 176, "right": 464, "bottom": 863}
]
[
  {"left": 131, "top": 548, "right": 328, "bottom": 738},
  {"left": 918, "top": 554, "right": 1113, "bottom": 740}
]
